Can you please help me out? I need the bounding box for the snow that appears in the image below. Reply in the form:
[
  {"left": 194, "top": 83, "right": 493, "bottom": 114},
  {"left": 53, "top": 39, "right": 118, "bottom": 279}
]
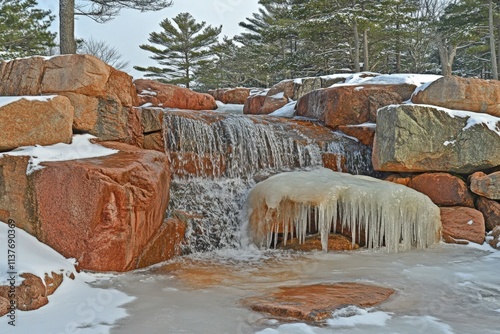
[
  {"left": 0, "top": 222, "right": 134, "bottom": 333},
  {"left": 293, "top": 78, "right": 303, "bottom": 84},
  {"left": 332, "top": 73, "right": 441, "bottom": 88},
  {"left": 247, "top": 168, "right": 441, "bottom": 252},
  {"left": 0, "top": 95, "right": 57, "bottom": 109},
  {"left": 467, "top": 220, "right": 474, "bottom": 225},
  {"left": 139, "top": 89, "right": 156, "bottom": 96},
  {"left": 344, "top": 122, "right": 377, "bottom": 128},
  {"left": 215, "top": 100, "right": 244, "bottom": 114},
  {"left": 444, "top": 140, "right": 456, "bottom": 146},
  {"left": 437, "top": 105, "right": 500, "bottom": 136},
  {"left": 0, "top": 222, "right": 75, "bottom": 286},
  {"left": 327, "top": 306, "right": 392, "bottom": 328},
  {"left": 0, "top": 134, "right": 119, "bottom": 175},
  {"left": 270, "top": 92, "right": 285, "bottom": 99},
  {"left": 269, "top": 101, "right": 296, "bottom": 118}
]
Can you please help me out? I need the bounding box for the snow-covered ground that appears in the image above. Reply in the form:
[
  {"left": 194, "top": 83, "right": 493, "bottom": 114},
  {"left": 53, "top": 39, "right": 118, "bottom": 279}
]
[
  {"left": 0, "top": 222, "right": 134, "bottom": 334},
  {"left": 215, "top": 100, "right": 244, "bottom": 114}
]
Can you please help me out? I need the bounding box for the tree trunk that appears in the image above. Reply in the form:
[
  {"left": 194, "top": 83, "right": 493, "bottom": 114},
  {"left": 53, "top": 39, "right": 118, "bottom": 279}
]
[
  {"left": 363, "top": 28, "right": 369, "bottom": 71},
  {"left": 59, "top": 0, "right": 76, "bottom": 54},
  {"left": 489, "top": 0, "right": 498, "bottom": 80},
  {"left": 353, "top": 20, "right": 360, "bottom": 72},
  {"left": 437, "top": 34, "right": 456, "bottom": 76}
]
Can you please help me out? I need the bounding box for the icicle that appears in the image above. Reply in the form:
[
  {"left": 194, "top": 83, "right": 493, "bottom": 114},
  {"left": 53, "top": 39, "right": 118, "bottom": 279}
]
[{"left": 247, "top": 168, "right": 442, "bottom": 253}]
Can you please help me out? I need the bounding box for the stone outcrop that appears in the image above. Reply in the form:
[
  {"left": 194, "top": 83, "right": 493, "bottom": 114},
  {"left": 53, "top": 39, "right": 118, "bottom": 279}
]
[
  {"left": 134, "top": 79, "right": 217, "bottom": 110},
  {"left": 296, "top": 85, "right": 404, "bottom": 128},
  {"left": 338, "top": 123, "right": 376, "bottom": 146},
  {"left": 208, "top": 87, "right": 250, "bottom": 104},
  {"left": 373, "top": 104, "right": 500, "bottom": 174},
  {"left": 440, "top": 207, "right": 485, "bottom": 244},
  {"left": 242, "top": 282, "right": 394, "bottom": 322},
  {"left": 408, "top": 173, "right": 474, "bottom": 207},
  {"left": 242, "top": 92, "right": 268, "bottom": 115},
  {"left": 0, "top": 272, "right": 64, "bottom": 313},
  {"left": 475, "top": 196, "right": 500, "bottom": 231},
  {"left": 0, "top": 96, "right": 73, "bottom": 152},
  {"left": 412, "top": 76, "right": 500, "bottom": 117},
  {"left": 489, "top": 226, "right": 500, "bottom": 249},
  {"left": 0, "top": 54, "right": 140, "bottom": 143},
  {"left": 470, "top": 171, "right": 500, "bottom": 200},
  {"left": 0, "top": 142, "right": 176, "bottom": 272}
]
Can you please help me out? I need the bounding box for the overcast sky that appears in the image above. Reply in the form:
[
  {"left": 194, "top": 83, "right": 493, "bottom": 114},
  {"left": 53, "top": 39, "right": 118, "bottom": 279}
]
[{"left": 38, "top": 0, "right": 260, "bottom": 78}]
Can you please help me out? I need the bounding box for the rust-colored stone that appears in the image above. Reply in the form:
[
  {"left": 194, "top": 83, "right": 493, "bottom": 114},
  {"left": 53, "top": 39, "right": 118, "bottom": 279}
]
[
  {"left": 408, "top": 173, "right": 475, "bottom": 207},
  {"left": 243, "top": 282, "right": 394, "bottom": 322},
  {"left": 134, "top": 79, "right": 217, "bottom": 110},
  {"left": 412, "top": 76, "right": 500, "bottom": 117},
  {"left": 42, "top": 54, "right": 111, "bottom": 96},
  {"left": 475, "top": 196, "right": 500, "bottom": 231},
  {"left": 209, "top": 87, "right": 250, "bottom": 104},
  {"left": 0, "top": 96, "right": 74, "bottom": 152},
  {"left": 0, "top": 297, "right": 9, "bottom": 317},
  {"left": 441, "top": 207, "right": 485, "bottom": 244},
  {"left": 384, "top": 174, "right": 412, "bottom": 186},
  {"left": 106, "top": 67, "right": 139, "bottom": 107},
  {"left": 338, "top": 124, "right": 376, "bottom": 146},
  {"left": 32, "top": 142, "right": 171, "bottom": 271},
  {"left": 0, "top": 56, "right": 45, "bottom": 95},
  {"left": 322, "top": 153, "right": 347, "bottom": 172},
  {"left": 296, "top": 85, "right": 403, "bottom": 128},
  {"left": 136, "top": 218, "right": 186, "bottom": 268},
  {"left": 243, "top": 93, "right": 267, "bottom": 114},
  {"left": 470, "top": 171, "right": 500, "bottom": 200}
]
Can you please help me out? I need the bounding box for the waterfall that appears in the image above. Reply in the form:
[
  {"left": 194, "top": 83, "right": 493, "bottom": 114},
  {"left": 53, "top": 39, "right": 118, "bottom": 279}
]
[{"left": 163, "top": 109, "right": 375, "bottom": 253}]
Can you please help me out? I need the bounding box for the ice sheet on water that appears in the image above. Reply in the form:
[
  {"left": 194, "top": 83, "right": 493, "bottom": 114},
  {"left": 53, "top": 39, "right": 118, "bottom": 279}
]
[{"left": 247, "top": 168, "right": 441, "bottom": 252}]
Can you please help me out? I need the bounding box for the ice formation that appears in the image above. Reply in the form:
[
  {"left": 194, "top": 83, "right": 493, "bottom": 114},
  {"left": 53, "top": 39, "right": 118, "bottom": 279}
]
[
  {"left": 163, "top": 111, "right": 375, "bottom": 252},
  {"left": 247, "top": 168, "right": 441, "bottom": 252}
]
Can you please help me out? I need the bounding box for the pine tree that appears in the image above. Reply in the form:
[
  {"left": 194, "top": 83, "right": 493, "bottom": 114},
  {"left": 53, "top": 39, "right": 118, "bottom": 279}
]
[
  {"left": 0, "top": 0, "right": 56, "bottom": 60},
  {"left": 135, "top": 12, "right": 222, "bottom": 89}
]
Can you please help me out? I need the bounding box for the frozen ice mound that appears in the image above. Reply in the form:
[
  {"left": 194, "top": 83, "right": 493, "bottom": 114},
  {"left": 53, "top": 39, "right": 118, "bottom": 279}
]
[{"left": 247, "top": 168, "right": 441, "bottom": 252}]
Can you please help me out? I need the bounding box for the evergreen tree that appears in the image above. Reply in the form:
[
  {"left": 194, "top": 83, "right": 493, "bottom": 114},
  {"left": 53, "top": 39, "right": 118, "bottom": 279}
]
[
  {"left": 59, "top": 0, "right": 172, "bottom": 54},
  {"left": 0, "top": 0, "right": 56, "bottom": 60},
  {"left": 135, "top": 12, "right": 222, "bottom": 89}
]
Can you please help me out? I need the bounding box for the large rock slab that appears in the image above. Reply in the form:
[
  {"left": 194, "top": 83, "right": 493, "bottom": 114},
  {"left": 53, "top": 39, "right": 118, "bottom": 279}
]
[
  {"left": 33, "top": 142, "right": 170, "bottom": 271},
  {"left": 242, "top": 282, "right": 394, "bottom": 322},
  {"left": 134, "top": 79, "right": 217, "bottom": 110},
  {"left": 41, "top": 54, "right": 111, "bottom": 97},
  {"left": 412, "top": 76, "right": 500, "bottom": 117},
  {"left": 408, "top": 173, "right": 474, "bottom": 207},
  {"left": 0, "top": 142, "right": 173, "bottom": 272},
  {"left": 440, "top": 207, "right": 485, "bottom": 244},
  {"left": 0, "top": 96, "right": 73, "bottom": 152},
  {"left": 373, "top": 104, "right": 500, "bottom": 174},
  {"left": 470, "top": 171, "right": 500, "bottom": 200},
  {"left": 0, "top": 56, "right": 45, "bottom": 96},
  {"left": 296, "top": 85, "right": 404, "bottom": 128}
]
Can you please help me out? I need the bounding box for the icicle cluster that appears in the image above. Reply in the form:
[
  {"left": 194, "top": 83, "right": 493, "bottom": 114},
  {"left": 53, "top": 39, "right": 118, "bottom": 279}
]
[{"left": 247, "top": 168, "right": 442, "bottom": 252}]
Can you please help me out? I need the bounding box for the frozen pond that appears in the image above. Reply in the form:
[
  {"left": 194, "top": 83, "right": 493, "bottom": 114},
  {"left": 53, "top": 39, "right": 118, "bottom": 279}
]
[{"left": 106, "top": 243, "right": 500, "bottom": 334}]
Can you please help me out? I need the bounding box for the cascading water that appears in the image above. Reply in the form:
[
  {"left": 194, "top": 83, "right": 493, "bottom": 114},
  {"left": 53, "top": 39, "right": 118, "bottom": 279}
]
[{"left": 162, "top": 109, "right": 375, "bottom": 253}]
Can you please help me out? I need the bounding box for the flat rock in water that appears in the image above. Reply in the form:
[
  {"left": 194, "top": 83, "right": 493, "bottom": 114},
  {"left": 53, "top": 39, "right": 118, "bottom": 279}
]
[{"left": 242, "top": 282, "right": 394, "bottom": 322}]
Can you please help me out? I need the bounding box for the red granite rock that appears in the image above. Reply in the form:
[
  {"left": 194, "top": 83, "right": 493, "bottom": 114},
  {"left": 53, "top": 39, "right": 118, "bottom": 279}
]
[
  {"left": 440, "top": 207, "right": 485, "bottom": 244},
  {"left": 408, "top": 173, "right": 475, "bottom": 207}
]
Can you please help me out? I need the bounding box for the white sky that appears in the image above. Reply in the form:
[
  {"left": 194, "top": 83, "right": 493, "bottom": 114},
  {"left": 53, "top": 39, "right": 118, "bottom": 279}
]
[{"left": 38, "top": 0, "right": 260, "bottom": 78}]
